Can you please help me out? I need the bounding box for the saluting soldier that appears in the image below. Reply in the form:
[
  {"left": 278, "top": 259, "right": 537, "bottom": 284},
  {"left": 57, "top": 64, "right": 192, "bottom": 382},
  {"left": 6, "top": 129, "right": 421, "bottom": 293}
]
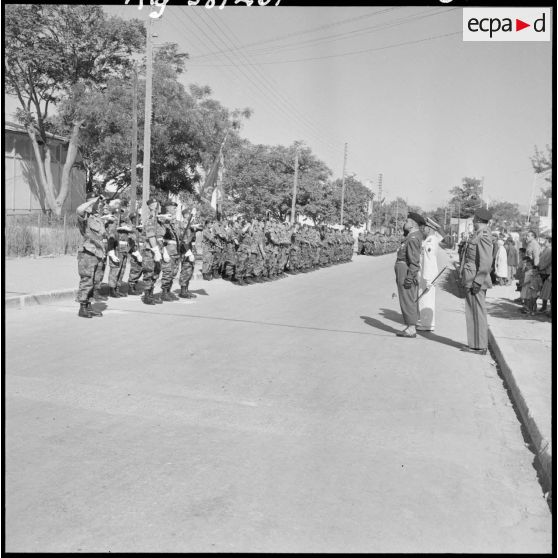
[
  {"left": 76, "top": 193, "right": 107, "bottom": 318},
  {"left": 394, "top": 212, "right": 425, "bottom": 338},
  {"left": 459, "top": 208, "right": 493, "bottom": 355}
]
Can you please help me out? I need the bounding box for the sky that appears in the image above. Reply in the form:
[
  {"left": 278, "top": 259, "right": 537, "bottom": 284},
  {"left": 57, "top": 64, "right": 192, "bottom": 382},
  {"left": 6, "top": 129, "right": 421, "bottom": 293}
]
[{"left": 6, "top": 3, "right": 553, "bottom": 212}]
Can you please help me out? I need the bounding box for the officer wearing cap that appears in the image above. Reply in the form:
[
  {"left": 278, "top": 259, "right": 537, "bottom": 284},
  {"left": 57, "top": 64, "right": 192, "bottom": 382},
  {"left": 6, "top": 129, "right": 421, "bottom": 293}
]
[
  {"left": 394, "top": 212, "right": 425, "bottom": 337},
  {"left": 178, "top": 206, "right": 204, "bottom": 297},
  {"left": 75, "top": 192, "right": 107, "bottom": 318},
  {"left": 417, "top": 216, "right": 443, "bottom": 332},
  {"left": 459, "top": 207, "right": 493, "bottom": 355}
]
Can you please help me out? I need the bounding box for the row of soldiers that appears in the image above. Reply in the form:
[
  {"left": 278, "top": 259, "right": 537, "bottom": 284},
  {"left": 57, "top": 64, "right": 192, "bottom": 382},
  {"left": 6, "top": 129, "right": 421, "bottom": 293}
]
[
  {"left": 357, "top": 231, "right": 402, "bottom": 256},
  {"left": 75, "top": 194, "right": 355, "bottom": 317},
  {"left": 75, "top": 194, "right": 202, "bottom": 317},
  {"left": 200, "top": 219, "right": 355, "bottom": 285}
]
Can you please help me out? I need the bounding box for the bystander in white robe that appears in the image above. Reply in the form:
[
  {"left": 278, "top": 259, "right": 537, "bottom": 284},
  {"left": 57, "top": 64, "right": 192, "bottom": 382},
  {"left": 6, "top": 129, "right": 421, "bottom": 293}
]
[
  {"left": 418, "top": 230, "right": 442, "bottom": 330},
  {"left": 494, "top": 239, "right": 508, "bottom": 282}
]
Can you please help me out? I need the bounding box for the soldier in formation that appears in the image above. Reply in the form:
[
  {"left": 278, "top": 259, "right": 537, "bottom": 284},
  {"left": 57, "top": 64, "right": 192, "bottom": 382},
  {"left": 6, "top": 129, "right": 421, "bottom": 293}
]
[{"left": 357, "top": 230, "right": 401, "bottom": 256}]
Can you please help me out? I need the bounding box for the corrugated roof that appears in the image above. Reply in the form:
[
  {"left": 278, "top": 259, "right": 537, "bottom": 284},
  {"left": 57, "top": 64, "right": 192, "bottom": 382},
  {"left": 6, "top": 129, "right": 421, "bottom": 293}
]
[{"left": 5, "top": 121, "right": 69, "bottom": 143}]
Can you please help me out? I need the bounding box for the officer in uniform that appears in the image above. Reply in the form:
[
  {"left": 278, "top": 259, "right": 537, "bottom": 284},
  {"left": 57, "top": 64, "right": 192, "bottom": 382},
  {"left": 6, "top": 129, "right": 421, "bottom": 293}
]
[
  {"left": 459, "top": 207, "right": 493, "bottom": 355},
  {"left": 76, "top": 193, "right": 107, "bottom": 318},
  {"left": 394, "top": 212, "right": 425, "bottom": 337}
]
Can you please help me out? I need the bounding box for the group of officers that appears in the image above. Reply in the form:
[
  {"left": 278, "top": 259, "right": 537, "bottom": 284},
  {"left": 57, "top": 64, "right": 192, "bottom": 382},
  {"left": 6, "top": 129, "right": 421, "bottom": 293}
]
[
  {"left": 200, "top": 220, "right": 355, "bottom": 284},
  {"left": 394, "top": 207, "right": 494, "bottom": 355},
  {"left": 75, "top": 193, "right": 354, "bottom": 317},
  {"left": 357, "top": 231, "right": 401, "bottom": 256}
]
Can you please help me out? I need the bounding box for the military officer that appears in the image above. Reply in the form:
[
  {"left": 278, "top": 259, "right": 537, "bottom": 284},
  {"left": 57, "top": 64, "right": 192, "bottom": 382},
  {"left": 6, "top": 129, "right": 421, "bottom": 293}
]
[
  {"left": 459, "top": 207, "right": 493, "bottom": 355},
  {"left": 394, "top": 212, "right": 425, "bottom": 337},
  {"left": 141, "top": 198, "right": 164, "bottom": 305},
  {"left": 126, "top": 214, "right": 144, "bottom": 296},
  {"left": 159, "top": 200, "right": 181, "bottom": 301}
]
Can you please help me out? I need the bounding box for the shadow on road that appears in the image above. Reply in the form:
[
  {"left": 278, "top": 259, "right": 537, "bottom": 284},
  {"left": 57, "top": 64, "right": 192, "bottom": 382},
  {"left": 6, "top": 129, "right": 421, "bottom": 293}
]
[
  {"left": 363, "top": 310, "right": 465, "bottom": 350},
  {"left": 190, "top": 289, "right": 209, "bottom": 296},
  {"left": 486, "top": 298, "right": 550, "bottom": 322},
  {"left": 360, "top": 315, "right": 400, "bottom": 335}
]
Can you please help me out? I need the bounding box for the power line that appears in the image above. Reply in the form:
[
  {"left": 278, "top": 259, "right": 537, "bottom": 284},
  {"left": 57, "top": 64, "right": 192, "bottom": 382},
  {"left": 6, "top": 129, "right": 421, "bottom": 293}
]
[
  {"left": 191, "top": 6, "right": 402, "bottom": 61},
  {"left": 189, "top": 30, "right": 462, "bottom": 67},
  {"left": 241, "top": 7, "right": 459, "bottom": 58},
  {"left": 174, "top": 8, "right": 340, "bottom": 166},
  {"left": 198, "top": 7, "right": 343, "bottom": 157}
]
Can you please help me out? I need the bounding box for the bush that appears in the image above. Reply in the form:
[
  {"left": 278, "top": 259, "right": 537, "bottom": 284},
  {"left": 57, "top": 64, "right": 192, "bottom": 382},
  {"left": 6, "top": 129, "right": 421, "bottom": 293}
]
[{"left": 5, "top": 213, "right": 82, "bottom": 257}]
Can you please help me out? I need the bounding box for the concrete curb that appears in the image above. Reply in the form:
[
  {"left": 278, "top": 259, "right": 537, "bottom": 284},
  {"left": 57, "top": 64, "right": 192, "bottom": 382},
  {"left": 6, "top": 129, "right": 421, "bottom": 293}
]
[
  {"left": 6, "top": 289, "right": 78, "bottom": 310},
  {"left": 487, "top": 329, "right": 552, "bottom": 494}
]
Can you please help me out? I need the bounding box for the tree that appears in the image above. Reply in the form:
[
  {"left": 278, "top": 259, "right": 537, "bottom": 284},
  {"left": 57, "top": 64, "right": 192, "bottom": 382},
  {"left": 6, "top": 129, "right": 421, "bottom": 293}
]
[
  {"left": 488, "top": 200, "right": 524, "bottom": 232},
  {"left": 5, "top": 5, "right": 144, "bottom": 215},
  {"left": 449, "top": 177, "right": 483, "bottom": 218},
  {"left": 330, "top": 176, "right": 372, "bottom": 227}
]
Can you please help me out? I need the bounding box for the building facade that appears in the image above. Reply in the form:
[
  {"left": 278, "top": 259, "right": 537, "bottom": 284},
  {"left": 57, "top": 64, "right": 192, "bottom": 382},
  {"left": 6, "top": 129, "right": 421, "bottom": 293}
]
[{"left": 4, "top": 122, "right": 86, "bottom": 215}]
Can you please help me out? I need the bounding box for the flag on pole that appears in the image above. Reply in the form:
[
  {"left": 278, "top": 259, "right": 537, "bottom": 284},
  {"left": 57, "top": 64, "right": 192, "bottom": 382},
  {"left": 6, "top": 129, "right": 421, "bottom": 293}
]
[{"left": 210, "top": 149, "right": 225, "bottom": 219}]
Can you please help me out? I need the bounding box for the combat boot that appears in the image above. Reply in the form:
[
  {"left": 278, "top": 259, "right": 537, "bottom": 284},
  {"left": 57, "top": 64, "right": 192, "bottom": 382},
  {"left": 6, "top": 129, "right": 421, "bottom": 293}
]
[
  {"left": 109, "top": 287, "right": 121, "bottom": 298},
  {"left": 160, "top": 288, "right": 174, "bottom": 302},
  {"left": 86, "top": 301, "right": 103, "bottom": 317},
  {"left": 142, "top": 288, "right": 156, "bottom": 305},
  {"left": 178, "top": 285, "right": 189, "bottom": 298},
  {"left": 128, "top": 283, "right": 139, "bottom": 295},
  {"left": 78, "top": 302, "right": 92, "bottom": 318},
  {"left": 116, "top": 286, "right": 127, "bottom": 297},
  {"left": 93, "top": 288, "right": 108, "bottom": 301},
  {"left": 184, "top": 282, "right": 196, "bottom": 298},
  {"left": 213, "top": 269, "right": 220, "bottom": 279},
  {"left": 152, "top": 290, "right": 163, "bottom": 304}
]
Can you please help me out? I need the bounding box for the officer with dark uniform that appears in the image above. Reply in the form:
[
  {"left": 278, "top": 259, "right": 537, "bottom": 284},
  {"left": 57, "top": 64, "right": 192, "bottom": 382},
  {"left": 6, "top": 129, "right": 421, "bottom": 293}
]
[
  {"left": 459, "top": 207, "right": 493, "bottom": 355},
  {"left": 394, "top": 212, "right": 425, "bottom": 337}
]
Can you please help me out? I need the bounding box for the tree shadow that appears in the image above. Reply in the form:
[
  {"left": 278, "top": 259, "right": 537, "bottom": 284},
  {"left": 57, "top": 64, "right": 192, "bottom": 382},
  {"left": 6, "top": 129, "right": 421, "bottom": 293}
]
[
  {"left": 437, "top": 266, "right": 465, "bottom": 299},
  {"left": 486, "top": 298, "right": 550, "bottom": 322},
  {"left": 21, "top": 158, "right": 47, "bottom": 211}
]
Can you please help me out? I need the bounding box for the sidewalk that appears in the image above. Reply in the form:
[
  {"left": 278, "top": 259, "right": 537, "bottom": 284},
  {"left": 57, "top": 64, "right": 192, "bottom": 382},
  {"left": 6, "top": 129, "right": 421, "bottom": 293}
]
[
  {"left": 4, "top": 252, "right": 553, "bottom": 496},
  {"left": 446, "top": 251, "right": 552, "bottom": 496}
]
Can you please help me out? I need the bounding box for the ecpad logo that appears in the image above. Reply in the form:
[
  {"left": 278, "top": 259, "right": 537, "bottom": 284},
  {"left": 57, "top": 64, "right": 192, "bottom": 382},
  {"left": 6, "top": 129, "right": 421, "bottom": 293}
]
[{"left": 463, "top": 8, "right": 551, "bottom": 41}]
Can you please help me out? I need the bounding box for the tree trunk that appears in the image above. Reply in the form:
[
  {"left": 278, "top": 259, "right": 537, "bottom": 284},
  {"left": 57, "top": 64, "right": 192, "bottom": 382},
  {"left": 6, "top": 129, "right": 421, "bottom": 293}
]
[
  {"left": 57, "top": 121, "right": 83, "bottom": 215},
  {"left": 26, "top": 127, "right": 58, "bottom": 213}
]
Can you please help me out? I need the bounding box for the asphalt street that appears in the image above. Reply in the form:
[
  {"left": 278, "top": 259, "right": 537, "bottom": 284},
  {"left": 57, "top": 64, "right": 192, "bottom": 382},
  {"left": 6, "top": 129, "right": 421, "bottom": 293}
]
[{"left": 5, "top": 251, "right": 552, "bottom": 553}]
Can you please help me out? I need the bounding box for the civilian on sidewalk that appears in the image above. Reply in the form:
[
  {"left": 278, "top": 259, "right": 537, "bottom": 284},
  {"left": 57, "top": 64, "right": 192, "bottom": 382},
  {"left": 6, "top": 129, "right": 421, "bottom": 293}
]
[
  {"left": 506, "top": 237, "right": 519, "bottom": 287},
  {"left": 494, "top": 238, "right": 508, "bottom": 285},
  {"left": 538, "top": 236, "right": 552, "bottom": 314},
  {"left": 525, "top": 230, "right": 541, "bottom": 267}
]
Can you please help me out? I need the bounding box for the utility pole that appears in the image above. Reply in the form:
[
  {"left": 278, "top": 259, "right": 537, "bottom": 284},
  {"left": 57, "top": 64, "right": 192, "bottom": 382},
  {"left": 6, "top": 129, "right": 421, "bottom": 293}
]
[
  {"left": 444, "top": 204, "right": 448, "bottom": 228},
  {"left": 290, "top": 144, "right": 299, "bottom": 226},
  {"left": 395, "top": 199, "right": 399, "bottom": 232},
  {"left": 141, "top": 16, "right": 154, "bottom": 225},
  {"left": 340, "top": 142, "right": 348, "bottom": 226},
  {"left": 130, "top": 64, "right": 138, "bottom": 224}
]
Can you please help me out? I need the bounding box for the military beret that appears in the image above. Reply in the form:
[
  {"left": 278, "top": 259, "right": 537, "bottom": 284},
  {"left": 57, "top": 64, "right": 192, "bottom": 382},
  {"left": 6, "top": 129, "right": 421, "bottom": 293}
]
[
  {"left": 474, "top": 207, "right": 492, "bottom": 222},
  {"left": 408, "top": 212, "right": 426, "bottom": 226},
  {"left": 164, "top": 200, "right": 178, "bottom": 208}
]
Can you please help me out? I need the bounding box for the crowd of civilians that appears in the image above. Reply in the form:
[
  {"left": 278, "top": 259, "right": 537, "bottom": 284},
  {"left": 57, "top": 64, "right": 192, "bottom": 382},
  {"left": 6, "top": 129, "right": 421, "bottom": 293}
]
[{"left": 458, "top": 229, "right": 552, "bottom": 319}]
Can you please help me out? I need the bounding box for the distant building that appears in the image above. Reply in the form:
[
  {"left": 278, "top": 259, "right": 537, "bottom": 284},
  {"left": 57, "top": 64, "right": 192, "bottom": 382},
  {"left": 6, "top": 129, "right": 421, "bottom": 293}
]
[{"left": 4, "top": 121, "right": 85, "bottom": 214}]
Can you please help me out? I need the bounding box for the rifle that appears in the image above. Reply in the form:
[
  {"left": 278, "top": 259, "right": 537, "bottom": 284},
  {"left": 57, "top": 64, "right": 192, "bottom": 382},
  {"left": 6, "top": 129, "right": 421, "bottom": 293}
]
[{"left": 416, "top": 266, "right": 448, "bottom": 303}]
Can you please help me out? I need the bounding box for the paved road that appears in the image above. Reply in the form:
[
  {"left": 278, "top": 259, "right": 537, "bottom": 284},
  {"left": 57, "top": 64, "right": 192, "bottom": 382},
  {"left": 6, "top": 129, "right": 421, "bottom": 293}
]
[{"left": 5, "top": 252, "right": 551, "bottom": 553}]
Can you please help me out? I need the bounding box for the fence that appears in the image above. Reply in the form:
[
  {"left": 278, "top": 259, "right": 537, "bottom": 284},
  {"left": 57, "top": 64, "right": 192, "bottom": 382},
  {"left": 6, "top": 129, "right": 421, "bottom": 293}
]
[{"left": 5, "top": 213, "right": 82, "bottom": 257}]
